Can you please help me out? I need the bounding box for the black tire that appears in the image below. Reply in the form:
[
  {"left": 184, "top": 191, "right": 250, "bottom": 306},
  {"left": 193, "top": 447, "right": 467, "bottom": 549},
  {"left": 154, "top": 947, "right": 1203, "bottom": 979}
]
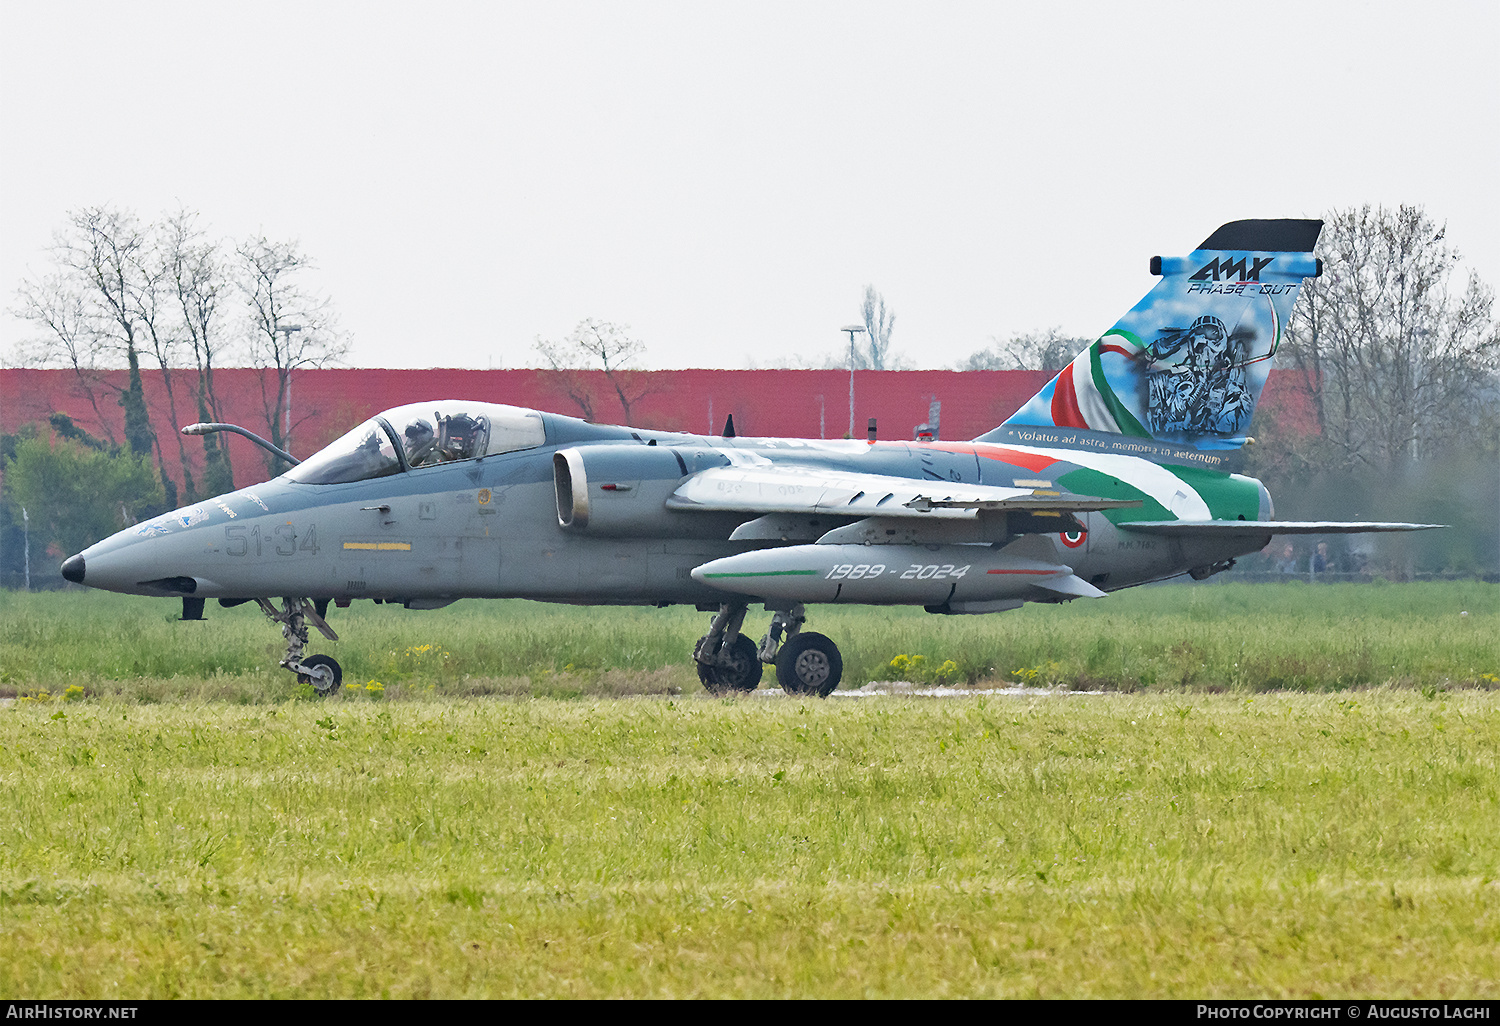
[
  {"left": 297, "top": 654, "right": 343, "bottom": 696},
  {"left": 695, "top": 633, "right": 763, "bottom": 695},
  {"left": 776, "top": 632, "right": 842, "bottom": 697}
]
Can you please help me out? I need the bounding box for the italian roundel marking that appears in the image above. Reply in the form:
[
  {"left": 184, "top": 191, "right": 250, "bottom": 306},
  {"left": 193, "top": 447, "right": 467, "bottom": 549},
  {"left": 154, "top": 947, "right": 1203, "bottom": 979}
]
[{"left": 1060, "top": 529, "right": 1087, "bottom": 549}]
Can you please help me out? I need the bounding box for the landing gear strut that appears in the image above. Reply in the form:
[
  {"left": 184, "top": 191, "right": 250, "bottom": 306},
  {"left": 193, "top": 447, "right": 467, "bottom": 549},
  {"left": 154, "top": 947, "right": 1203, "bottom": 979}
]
[
  {"left": 756, "top": 605, "right": 805, "bottom": 663},
  {"left": 257, "top": 597, "right": 341, "bottom": 695},
  {"left": 756, "top": 604, "right": 841, "bottom": 696},
  {"left": 694, "top": 602, "right": 762, "bottom": 694}
]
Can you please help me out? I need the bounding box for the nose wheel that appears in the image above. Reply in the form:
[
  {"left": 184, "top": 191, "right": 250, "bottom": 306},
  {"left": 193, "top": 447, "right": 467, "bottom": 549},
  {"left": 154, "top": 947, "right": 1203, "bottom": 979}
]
[{"left": 296, "top": 653, "right": 344, "bottom": 695}]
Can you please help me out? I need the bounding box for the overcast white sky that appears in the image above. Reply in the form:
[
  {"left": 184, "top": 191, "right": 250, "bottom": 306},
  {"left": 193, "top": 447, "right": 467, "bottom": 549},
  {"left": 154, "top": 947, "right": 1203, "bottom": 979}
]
[{"left": 2, "top": 0, "right": 1496, "bottom": 371}]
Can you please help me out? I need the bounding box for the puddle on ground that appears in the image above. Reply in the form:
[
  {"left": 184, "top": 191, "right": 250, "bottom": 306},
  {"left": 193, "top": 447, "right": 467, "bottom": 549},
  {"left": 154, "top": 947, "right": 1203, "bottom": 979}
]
[{"left": 753, "top": 682, "right": 1106, "bottom": 698}]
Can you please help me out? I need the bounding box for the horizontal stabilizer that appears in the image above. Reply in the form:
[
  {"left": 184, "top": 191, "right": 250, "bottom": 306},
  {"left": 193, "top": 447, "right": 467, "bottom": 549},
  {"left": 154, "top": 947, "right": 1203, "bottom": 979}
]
[{"left": 1120, "top": 520, "right": 1444, "bottom": 536}]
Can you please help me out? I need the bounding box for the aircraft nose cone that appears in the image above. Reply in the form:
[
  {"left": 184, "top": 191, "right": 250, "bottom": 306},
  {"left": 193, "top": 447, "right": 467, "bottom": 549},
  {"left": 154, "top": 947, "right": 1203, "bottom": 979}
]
[{"left": 60, "top": 553, "right": 86, "bottom": 584}]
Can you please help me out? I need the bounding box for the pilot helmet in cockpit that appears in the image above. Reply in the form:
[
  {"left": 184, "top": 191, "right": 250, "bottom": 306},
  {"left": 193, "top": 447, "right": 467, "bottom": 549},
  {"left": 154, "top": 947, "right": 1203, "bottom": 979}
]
[{"left": 403, "top": 418, "right": 437, "bottom": 466}]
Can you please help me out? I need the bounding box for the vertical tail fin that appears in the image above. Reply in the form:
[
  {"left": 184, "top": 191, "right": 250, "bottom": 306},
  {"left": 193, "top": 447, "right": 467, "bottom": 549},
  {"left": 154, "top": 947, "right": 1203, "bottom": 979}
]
[{"left": 996, "top": 219, "right": 1323, "bottom": 450}]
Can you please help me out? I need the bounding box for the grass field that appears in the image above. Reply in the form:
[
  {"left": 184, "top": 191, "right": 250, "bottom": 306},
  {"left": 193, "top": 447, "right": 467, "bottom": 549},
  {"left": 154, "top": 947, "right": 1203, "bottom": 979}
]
[
  {"left": 2, "top": 692, "right": 1498, "bottom": 997},
  {"left": 1, "top": 585, "right": 1498, "bottom": 997}
]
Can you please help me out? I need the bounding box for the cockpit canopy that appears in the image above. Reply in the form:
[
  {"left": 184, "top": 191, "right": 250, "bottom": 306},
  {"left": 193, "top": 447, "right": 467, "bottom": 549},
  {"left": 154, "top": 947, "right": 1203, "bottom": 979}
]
[{"left": 284, "top": 401, "right": 546, "bottom": 485}]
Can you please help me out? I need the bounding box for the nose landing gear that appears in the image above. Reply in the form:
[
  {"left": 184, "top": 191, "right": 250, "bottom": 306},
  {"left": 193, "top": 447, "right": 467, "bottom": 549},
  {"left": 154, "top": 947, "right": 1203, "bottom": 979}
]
[{"left": 257, "top": 597, "right": 342, "bottom": 695}]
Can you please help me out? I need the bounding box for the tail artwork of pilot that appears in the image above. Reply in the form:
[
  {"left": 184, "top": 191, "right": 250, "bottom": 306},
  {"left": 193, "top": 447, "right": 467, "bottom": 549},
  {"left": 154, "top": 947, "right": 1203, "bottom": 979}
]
[{"left": 59, "top": 219, "right": 1440, "bottom": 698}]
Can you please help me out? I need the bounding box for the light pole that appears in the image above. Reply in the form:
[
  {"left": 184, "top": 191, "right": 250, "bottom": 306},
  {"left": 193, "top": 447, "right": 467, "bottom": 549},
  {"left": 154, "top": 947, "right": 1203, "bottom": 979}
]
[
  {"left": 21, "top": 507, "right": 29, "bottom": 592},
  {"left": 277, "top": 324, "right": 303, "bottom": 443},
  {"left": 841, "top": 325, "right": 865, "bottom": 438}
]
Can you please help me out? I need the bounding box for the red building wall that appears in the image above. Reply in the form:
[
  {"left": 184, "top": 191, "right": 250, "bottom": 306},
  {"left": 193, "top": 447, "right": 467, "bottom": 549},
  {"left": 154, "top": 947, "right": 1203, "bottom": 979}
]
[{"left": 1, "top": 365, "right": 1315, "bottom": 491}]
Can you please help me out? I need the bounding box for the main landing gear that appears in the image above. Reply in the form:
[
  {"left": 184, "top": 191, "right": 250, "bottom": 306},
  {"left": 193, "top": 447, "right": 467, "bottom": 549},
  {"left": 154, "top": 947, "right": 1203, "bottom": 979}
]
[
  {"left": 257, "top": 597, "right": 342, "bottom": 695},
  {"left": 694, "top": 602, "right": 843, "bottom": 698}
]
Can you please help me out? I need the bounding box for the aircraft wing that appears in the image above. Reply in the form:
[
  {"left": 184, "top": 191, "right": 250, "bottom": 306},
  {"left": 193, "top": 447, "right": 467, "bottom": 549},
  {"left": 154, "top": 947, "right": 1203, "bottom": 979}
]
[
  {"left": 1120, "top": 520, "right": 1443, "bottom": 536},
  {"left": 666, "top": 464, "right": 1140, "bottom": 519}
]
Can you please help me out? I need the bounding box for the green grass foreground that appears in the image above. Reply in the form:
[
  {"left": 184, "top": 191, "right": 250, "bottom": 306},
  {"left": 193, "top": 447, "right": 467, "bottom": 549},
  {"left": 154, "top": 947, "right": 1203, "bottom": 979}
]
[
  {"left": 1, "top": 585, "right": 1497, "bottom": 997},
  {"left": 0, "top": 581, "right": 1497, "bottom": 699},
  {"left": 1, "top": 693, "right": 1498, "bottom": 997}
]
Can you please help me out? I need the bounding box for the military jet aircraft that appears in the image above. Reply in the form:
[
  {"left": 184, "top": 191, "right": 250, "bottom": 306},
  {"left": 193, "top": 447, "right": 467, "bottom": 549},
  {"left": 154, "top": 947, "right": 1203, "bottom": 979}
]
[{"left": 60, "top": 219, "right": 1438, "bottom": 697}]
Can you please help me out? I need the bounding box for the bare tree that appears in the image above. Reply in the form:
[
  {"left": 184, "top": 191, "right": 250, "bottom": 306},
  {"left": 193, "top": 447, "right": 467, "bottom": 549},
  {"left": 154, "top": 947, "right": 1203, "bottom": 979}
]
[
  {"left": 961, "top": 328, "right": 1089, "bottom": 372},
  {"left": 1286, "top": 205, "right": 1500, "bottom": 471},
  {"left": 130, "top": 223, "right": 199, "bottom": 504},
  {"left": 164, "top": 209, "right": 234, "bottom": 495},
  {"left": 64, "top": 208, "right": 158, "bottom": 461},
  {"left": 535, "top": 319, "right": 652, "bottom": 424},
  {"left": 860, "top": 286, "right": 896, "bottom": 370},
  {"left": 12, "top": 272, "right": 120, "bottom": 447},
  {"left": 14, "top": 209, "right": 351, "bottom": 493},
  {"left": 237, "top": 236, "right": 348, "bottom": 471},
  {"left": 11, "top": 207, "right": 165, "bottom": 494}
]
